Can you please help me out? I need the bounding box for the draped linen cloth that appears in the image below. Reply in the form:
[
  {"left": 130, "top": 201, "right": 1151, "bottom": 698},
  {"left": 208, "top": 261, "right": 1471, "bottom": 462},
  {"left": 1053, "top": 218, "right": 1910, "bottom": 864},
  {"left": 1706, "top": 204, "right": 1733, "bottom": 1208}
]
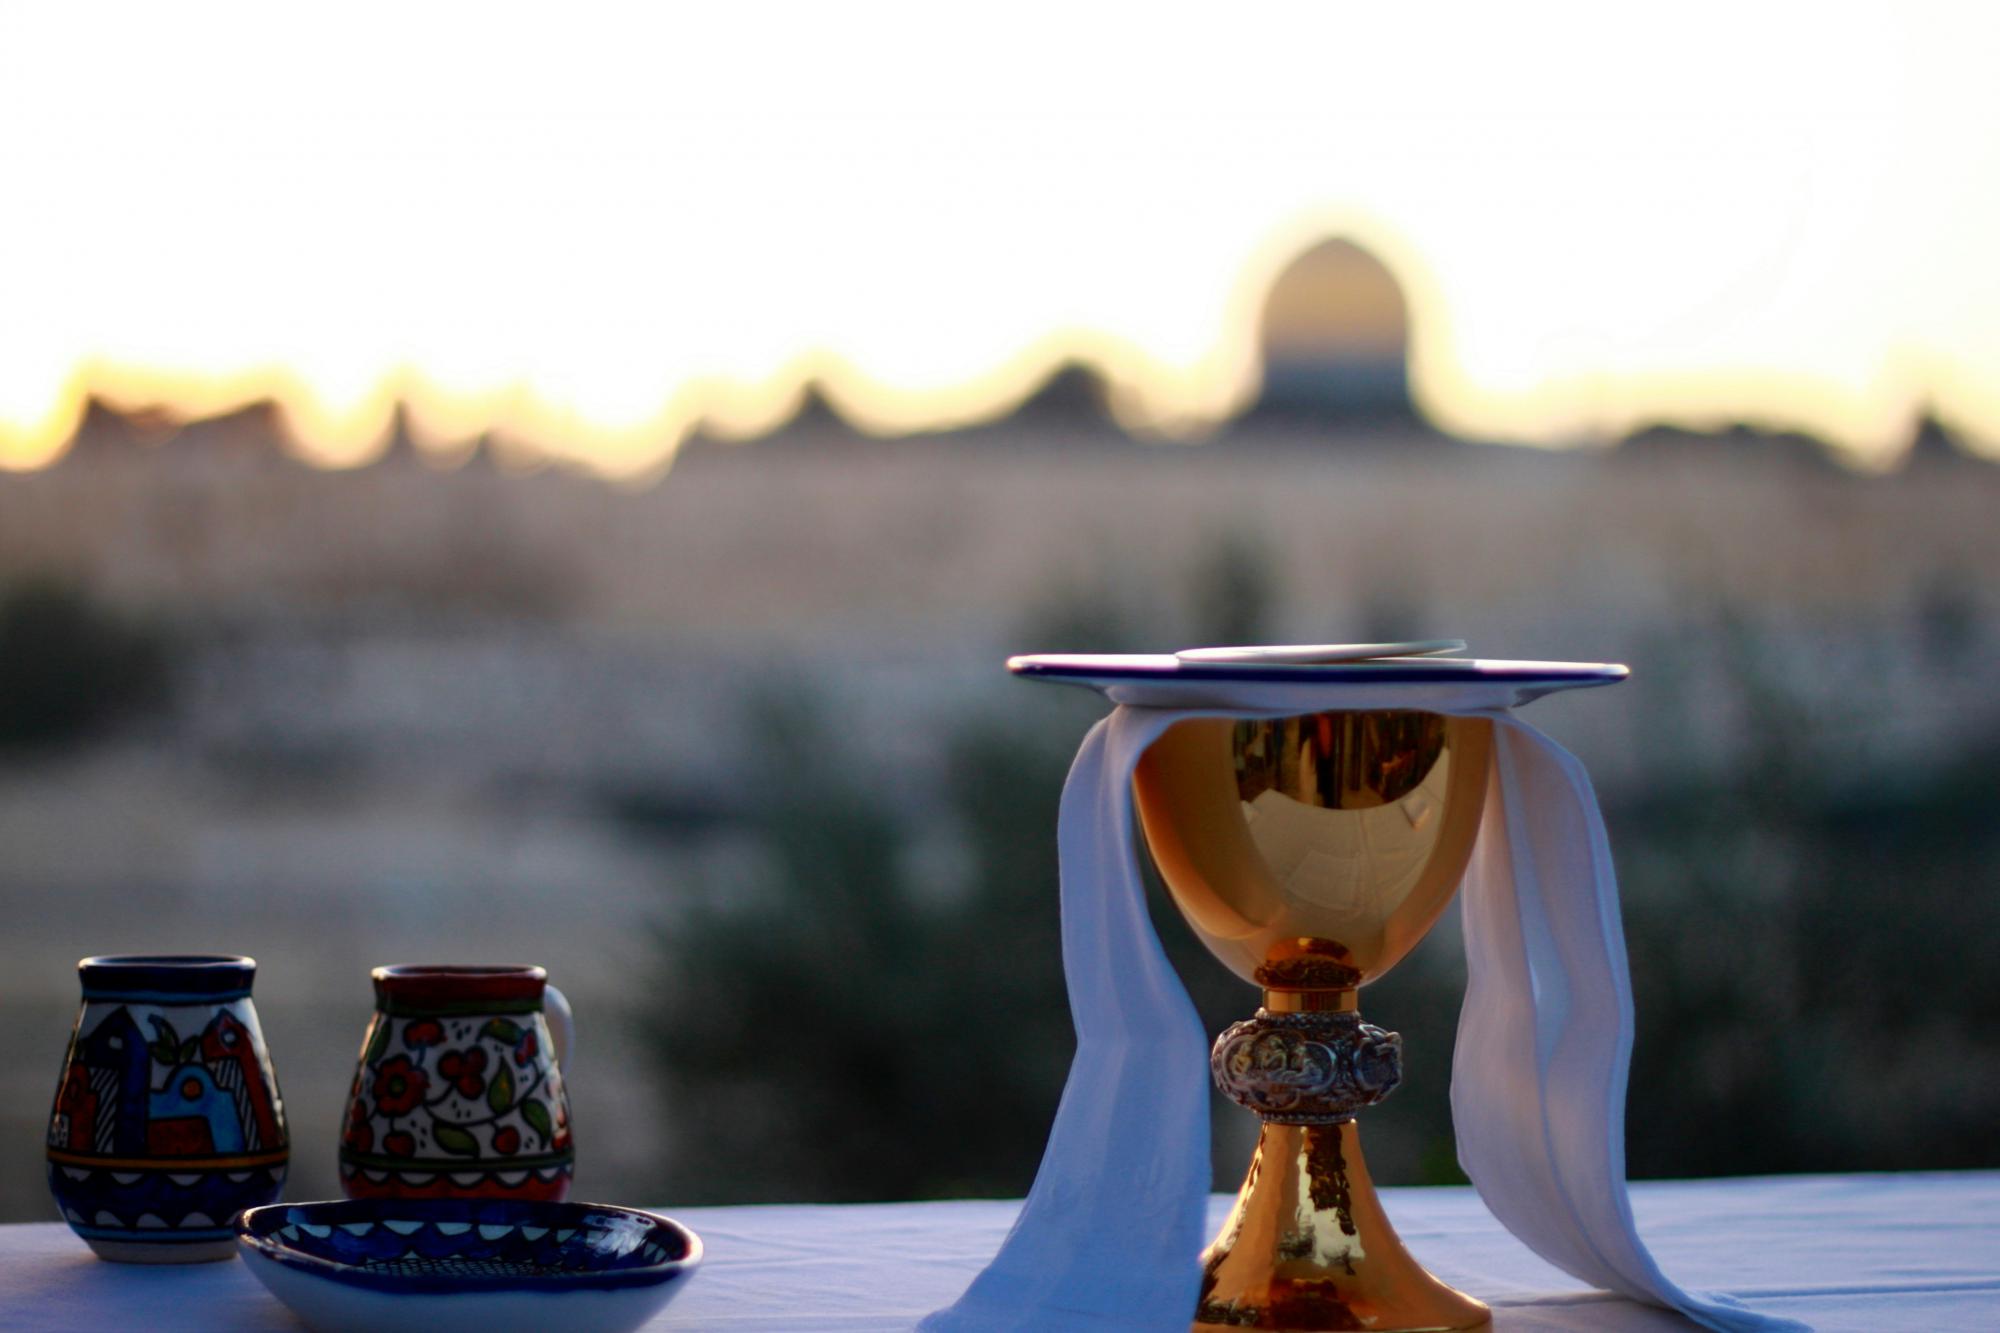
[{"left": 924, "top": 680, "right": 1806, "bottom": 1332}]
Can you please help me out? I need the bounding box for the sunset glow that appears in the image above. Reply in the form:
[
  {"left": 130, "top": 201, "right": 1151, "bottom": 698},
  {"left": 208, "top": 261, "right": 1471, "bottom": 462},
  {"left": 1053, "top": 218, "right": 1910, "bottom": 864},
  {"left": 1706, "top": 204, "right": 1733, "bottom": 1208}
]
[{"left": 3, "top": 3, "right": 1996, "bottom": 474}]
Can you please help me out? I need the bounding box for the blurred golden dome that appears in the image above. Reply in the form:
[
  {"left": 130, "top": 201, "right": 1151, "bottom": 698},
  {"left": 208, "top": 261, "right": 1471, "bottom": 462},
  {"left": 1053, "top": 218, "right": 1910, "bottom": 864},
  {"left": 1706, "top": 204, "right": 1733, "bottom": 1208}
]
[
  {"left": 1255, "top": 239, "right": 1412, "bottom": 421},
  {"left": 1259, "top": 239, "right": 1410, "bottom": 363}
]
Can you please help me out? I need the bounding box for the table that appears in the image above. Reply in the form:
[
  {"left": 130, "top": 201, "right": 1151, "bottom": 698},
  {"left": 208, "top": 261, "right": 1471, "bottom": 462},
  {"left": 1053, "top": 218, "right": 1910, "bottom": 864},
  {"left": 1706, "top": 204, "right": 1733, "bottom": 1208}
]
[{"left": 3, "top": 1173, "right": 1995, "bottom": 1331}]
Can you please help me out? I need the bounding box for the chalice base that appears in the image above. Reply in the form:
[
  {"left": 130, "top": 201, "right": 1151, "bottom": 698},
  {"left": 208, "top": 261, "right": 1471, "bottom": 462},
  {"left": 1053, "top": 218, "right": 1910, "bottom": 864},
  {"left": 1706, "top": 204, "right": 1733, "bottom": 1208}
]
[{"left": 1194, "top": 1120, "right": 1490, "bottom": 1332}]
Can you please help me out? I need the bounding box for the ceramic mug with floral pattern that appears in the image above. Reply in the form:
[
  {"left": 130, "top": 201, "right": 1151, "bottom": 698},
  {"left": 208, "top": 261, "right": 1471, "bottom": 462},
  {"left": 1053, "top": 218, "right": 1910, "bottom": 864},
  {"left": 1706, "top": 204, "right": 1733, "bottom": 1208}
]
[{"left": 339, "top": 965, "right": 574, "bottom": 1200}]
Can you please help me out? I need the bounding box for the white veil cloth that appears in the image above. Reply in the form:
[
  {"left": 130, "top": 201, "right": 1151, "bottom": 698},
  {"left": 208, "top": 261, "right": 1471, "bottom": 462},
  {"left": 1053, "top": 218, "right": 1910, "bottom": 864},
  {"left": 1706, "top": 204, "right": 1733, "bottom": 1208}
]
[{"left": 922, "top": 657, "right": 1806, "bottom": 1333}]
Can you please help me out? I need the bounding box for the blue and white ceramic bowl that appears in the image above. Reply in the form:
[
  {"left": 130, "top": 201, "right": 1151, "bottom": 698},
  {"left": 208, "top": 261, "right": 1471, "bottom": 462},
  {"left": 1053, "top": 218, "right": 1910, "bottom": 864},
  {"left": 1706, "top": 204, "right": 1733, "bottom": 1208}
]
[{"left": 235, "top": 1199, "right": 701, "bottom": 1333}]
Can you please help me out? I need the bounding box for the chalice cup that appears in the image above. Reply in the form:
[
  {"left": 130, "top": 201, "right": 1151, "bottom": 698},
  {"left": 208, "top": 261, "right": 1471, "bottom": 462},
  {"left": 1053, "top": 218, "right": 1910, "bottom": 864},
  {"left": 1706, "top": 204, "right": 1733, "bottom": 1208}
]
[{"left": 1134, "top": 708, "right": 1494, "bottom": 1332}]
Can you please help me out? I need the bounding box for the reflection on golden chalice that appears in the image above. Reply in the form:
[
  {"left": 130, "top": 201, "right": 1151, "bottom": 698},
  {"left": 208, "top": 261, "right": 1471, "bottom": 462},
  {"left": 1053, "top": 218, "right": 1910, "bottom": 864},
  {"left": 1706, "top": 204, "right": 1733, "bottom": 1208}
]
[{"left": 1134, "top": 710, "right": 1494, "bottom": 1332}]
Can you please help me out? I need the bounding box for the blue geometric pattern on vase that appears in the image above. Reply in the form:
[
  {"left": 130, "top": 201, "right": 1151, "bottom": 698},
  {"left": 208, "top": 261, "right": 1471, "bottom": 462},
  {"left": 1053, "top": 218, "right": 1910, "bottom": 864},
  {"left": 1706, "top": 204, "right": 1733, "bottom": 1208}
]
[{"left": 47, "top": 1162, "right": 286, "bottom": 1233}]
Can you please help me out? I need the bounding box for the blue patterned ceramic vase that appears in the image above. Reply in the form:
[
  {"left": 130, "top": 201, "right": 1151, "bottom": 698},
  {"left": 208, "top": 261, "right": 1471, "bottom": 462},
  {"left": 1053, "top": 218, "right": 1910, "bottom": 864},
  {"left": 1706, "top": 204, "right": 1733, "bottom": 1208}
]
[{"left": 46, "top": 954, "right": 289, "bottom": 1262}]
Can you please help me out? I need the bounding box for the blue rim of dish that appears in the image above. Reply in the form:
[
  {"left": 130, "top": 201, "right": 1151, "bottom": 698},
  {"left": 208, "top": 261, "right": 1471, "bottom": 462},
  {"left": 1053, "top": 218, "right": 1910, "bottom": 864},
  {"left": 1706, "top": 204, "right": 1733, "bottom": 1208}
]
[
  {"left": 1007, "top": 654, "right": 1628, "bottom": 688},
  {"left": 78, "top": 954, "right": 256, "bottom": 1002},
  {"left": 235, "top": 1199, "right": 701, "bottom": 1295}
]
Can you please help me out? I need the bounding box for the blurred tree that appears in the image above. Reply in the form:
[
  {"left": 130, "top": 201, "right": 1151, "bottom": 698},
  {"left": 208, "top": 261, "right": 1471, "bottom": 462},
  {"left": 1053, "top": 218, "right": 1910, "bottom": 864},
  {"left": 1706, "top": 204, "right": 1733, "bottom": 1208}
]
[
  {"left": 1013, "top": 576, "right": 1145, "bottom": 654},
  {"left": 1355, "top": 587, "right": 1437, "bottom": 647},
  {"left": 0, "top": 579, "right": 169, "bottom": 754},
  {"left": 1611, "top": 608, "right": 2000, "bottom": 1177},
  {"left": 638, "top": 690, "right": 1082, "bottom": 1202},
  {"left": 1916, "top": 568, "right": 1981, "bottom": 664},
  {"left": 1185, "top": 533, "right": 1278, "bottom": 647}
]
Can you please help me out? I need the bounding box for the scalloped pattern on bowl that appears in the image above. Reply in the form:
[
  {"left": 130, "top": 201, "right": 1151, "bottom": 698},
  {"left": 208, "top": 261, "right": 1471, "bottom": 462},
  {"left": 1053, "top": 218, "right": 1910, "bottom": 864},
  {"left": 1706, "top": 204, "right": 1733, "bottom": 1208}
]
[{"left": 235, "top": 1198, "right": 700, "bottom": 1333}]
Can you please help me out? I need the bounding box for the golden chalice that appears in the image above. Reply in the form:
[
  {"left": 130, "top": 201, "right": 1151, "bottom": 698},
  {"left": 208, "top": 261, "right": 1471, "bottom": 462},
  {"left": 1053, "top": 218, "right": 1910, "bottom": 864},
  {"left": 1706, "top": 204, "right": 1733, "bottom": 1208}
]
[{"left": 1134, "top": 708, "right": 1493, "bottom": 1332}]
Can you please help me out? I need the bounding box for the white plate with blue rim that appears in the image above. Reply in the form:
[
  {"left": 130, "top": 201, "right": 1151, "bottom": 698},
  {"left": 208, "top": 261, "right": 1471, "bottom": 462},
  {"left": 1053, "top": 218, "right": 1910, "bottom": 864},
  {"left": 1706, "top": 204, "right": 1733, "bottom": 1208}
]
[{"left": 235, "top": 1198, "right": 701, "bottom": 1333}]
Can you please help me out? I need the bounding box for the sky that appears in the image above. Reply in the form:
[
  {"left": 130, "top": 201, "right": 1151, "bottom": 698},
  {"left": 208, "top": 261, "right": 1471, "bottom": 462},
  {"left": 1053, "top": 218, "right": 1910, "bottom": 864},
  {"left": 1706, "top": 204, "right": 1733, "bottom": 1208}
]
[{"left": 2, "top": 2, "right": 1997, "bottom": 475}]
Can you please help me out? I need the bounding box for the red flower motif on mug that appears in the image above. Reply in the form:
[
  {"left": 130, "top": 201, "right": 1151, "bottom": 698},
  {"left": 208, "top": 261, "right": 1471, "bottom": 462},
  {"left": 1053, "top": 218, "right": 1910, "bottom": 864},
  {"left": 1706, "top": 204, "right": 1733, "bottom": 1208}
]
[
  {"left": 403, "top": 1019, "right": 445, "bottom": 1048},
  {"left": 383, "top": 1130, "right": 416, "bottom": 1158},
  {"left": 492, "top": 1126, "right": 521, "bottom": 1155},
  {"left": 373, "top": 1056, "right": 427, "bottom": 1116},
  {"left": 343, "top": 1100, "right": 373, "bottom": 1153},
  {"left": 513, "top": 1030, "right": 538, "bottom": 1067},
  {"left": 438, "top": 1046, "right": 488, "bottom": 1098},
  {"left": 552, "top": 1103, "right": 571, "bottom": 1151}
]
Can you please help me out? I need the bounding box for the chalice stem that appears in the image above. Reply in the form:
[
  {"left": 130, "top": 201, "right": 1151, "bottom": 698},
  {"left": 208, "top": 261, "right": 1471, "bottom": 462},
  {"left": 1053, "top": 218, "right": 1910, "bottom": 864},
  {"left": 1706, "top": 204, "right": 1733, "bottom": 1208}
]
[{"left": 1197, "top": 993, "right": 1490, "bottom": 1332}]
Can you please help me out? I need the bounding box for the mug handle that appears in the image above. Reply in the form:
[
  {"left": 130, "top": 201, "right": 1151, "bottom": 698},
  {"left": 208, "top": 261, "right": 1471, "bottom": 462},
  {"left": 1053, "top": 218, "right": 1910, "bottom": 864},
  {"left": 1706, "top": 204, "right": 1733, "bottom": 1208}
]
[{"left": 544, "top": 984, "right": 576, "bottom": 1074}]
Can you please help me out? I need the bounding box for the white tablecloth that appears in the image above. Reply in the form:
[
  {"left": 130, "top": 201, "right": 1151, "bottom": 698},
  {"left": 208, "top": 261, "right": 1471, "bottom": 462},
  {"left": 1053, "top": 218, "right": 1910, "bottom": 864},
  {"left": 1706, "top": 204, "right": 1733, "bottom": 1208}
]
[{"left": 2, "top": 1173, "right": 1994, "bottom": 1331}]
